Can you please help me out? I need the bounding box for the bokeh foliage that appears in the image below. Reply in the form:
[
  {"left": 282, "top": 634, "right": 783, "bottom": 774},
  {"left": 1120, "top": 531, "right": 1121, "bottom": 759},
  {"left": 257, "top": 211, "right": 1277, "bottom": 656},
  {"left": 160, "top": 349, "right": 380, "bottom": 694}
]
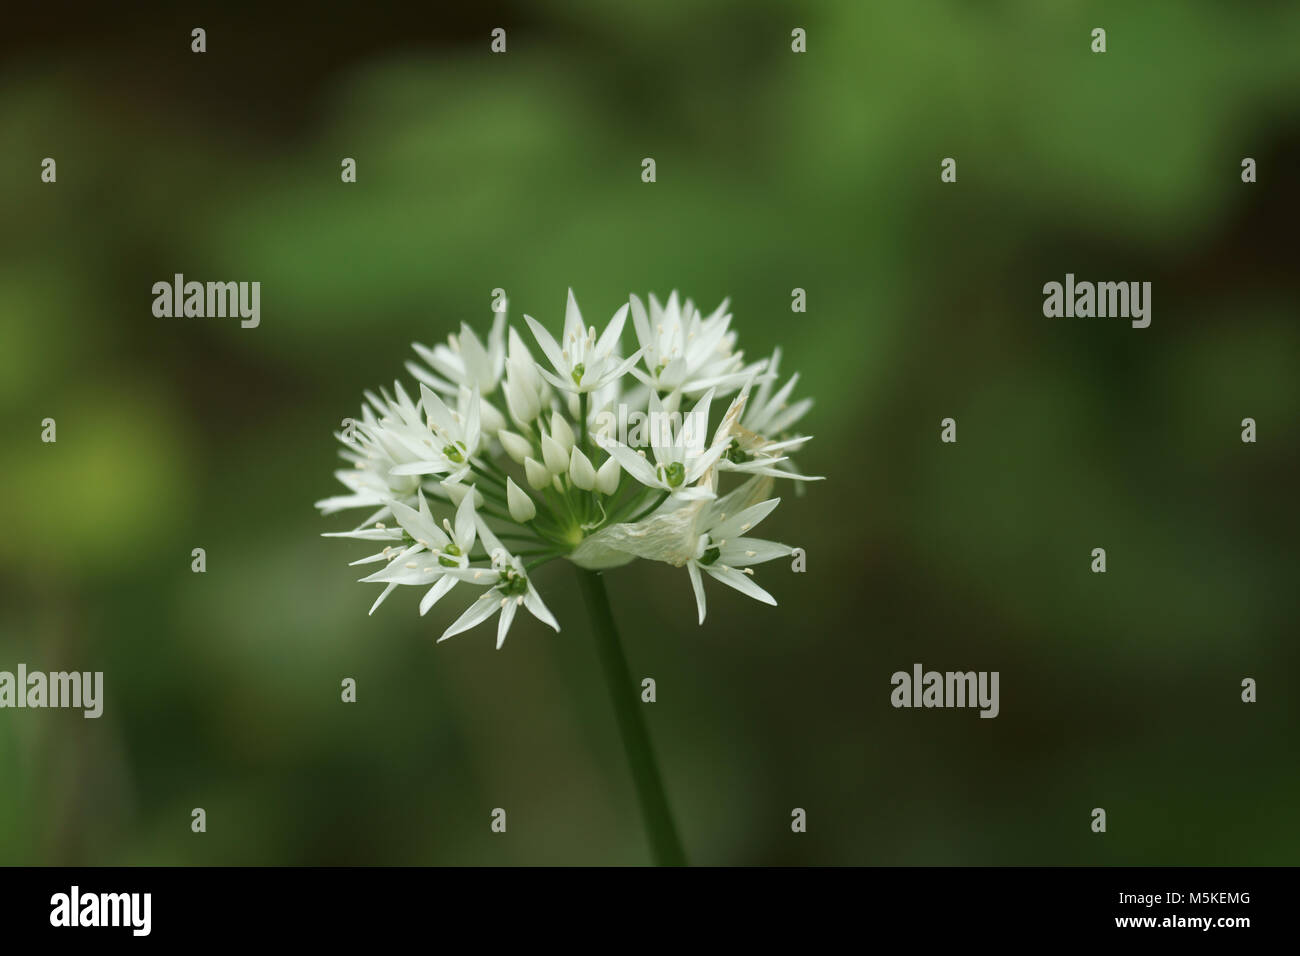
[{"left": 1, "top": 0, "right": 1297, "bottom": 864}]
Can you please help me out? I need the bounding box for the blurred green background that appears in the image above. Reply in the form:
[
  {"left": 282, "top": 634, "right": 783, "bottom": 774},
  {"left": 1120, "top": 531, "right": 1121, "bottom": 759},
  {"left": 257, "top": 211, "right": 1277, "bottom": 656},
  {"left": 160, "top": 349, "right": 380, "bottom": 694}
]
[{"left": 2, "top": 0, "right": 1297, "bottom": 865}]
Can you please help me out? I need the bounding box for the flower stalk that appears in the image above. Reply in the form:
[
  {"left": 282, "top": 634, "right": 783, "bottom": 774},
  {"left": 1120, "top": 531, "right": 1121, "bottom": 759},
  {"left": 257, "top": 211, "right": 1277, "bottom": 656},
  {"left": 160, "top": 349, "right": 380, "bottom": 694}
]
[{"left": 577, "top": 567, "right": 686, "bottom": 866}]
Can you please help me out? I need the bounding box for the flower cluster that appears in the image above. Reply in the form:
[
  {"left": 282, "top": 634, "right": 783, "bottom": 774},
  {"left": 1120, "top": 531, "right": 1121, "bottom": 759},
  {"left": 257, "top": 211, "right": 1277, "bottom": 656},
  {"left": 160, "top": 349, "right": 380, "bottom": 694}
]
[{"left": 317, "top": 290, "right": 820, "bottom": 647}]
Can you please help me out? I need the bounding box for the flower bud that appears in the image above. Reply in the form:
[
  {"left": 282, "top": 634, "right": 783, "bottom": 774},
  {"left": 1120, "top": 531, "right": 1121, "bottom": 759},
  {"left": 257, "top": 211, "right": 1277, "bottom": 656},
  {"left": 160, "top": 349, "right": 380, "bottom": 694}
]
[
  {"left": 524, "top": 456, "right": 550, "bottom": 491},
  {"left": 595, "top": 455, "right": 621, "bottom": 496},
  {"left": 478, "top": 399, "right": 506, "bottom": 435},
  {"left": 506, "top": 477, "right": 536, "bottom": 522},
  {"left": 504, "top": 370, "right": 540, "bottom": 425},
  {"left": 497, "top": 429, "right": 531, "bottom": 465},
  {"left": 540, "top": 433, "right": 569, "bottom": 475},
  {"left": 550, "top": 410, "right": 575, "bottom": 453},
  {"left": 569, "top": 447, "right": 596, "bottom": 490}
]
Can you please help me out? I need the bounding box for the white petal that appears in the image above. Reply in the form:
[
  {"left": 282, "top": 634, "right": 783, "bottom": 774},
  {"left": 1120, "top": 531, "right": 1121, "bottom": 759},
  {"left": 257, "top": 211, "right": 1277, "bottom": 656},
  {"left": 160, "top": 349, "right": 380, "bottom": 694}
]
[
  {"left": 524, "top": 586, "right": 560, "bottom": 632},
  {"left": 465, "top": 386, "right": 482, "bottom": 452},
  {"left": 419, "top": 575, "right": 458, "bottom": 615},
  {"left": 680, "top": 388, "right": 716, "bottom": 457},
  {"left": 703, "top": 564, "right": 777, "bottom": 606},
  {"left": 712, "top": 498, "right": 781, "bottom": 542},
  {"left": 524, "top": 314, "right": 567, "bottom": 376},
  {"left": 596, "top": 302, "right": 629, "bottom": 357},
  {"left": 687, "top": 562, "right": 707, "bottom": 625},
  {"left": 595, "top": 437, "right": 660, "bottom": 488},
  {"left": 496, "top": 599, "right": 518, "bottom": 649},
  {"left": 454, "top": 488, "right": 478, "bottom": 549},
  {"left": 368, "top": 582, "right": 399, "bottom": 616},
  {"left": 390, "top": 460, "right": 447, "bottom": 476},
  {"left": 590, "top": 348, "right": 645, "bottom": 390},
  {"left": 629, "top": 294, "right": 655, "bottom": 363},
  {"left": 390, "top": 497, "right": 449, "bottom": 549},
  {"left": 474, "top": 514, "right": 508, "bottom": 560},
  {"left": 438, "top": 592, "right": 501, "bottom": 641},
  {"left": 536, "top": 366, "right": 577, "bottom": 393},
  {"left": 563, "top": 288, "right": 585, "bottom": 346}
]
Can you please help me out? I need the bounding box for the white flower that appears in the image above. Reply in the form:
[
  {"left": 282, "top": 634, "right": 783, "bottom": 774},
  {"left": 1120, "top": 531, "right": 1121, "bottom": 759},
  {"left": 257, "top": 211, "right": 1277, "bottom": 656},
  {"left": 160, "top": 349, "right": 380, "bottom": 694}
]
[
  {"left": 386, "top": 383, "right": 483, "bottom": 485},
  {"left": 524, "top": 289, "right": 643, "bottom": 394},
  {"left": 439, "top": 519, "right": 560, "bottom": 648},
  {"left": 594, "top": 388, "right": 727, "bottom": 500},
  {"left": 715, "top": 359, "right": 822, "bottom": 483},
  {"left": 320, "top": 289, "right": 816, "bottom": 641},
  {"left": 628, "top": 291, "right": 766, "bottom": 402},
  {"left": 408, "top": 312, "right": 509, "bottom": 435},
  {"left": 353, "top": 490, "right": 479, "bottom": 616},
  {"left": 742, "top": 348, "right": 812, "bottom": 437},
  {"left": 314, "top": 383, "right": 434, "bottom": 525},
  {"left": 684, "top": 494, "right": 791, "bottom": 624},
  {"left": 408, "top": 311, "right": 507, "bottom": 398}
]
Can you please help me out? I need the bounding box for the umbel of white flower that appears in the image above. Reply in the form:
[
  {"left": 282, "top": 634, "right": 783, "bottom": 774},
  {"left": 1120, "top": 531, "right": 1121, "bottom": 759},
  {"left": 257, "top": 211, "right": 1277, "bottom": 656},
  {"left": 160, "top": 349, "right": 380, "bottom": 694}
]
[{"left": 317, "top": 290, "right": 821, "bottom": 647}]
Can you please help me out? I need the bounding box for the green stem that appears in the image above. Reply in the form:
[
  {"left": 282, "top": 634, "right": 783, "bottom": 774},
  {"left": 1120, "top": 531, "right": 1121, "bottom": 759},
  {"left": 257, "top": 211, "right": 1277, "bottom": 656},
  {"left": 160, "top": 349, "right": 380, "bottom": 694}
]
[
  {"left": 469, "top": 460, "right": 508, "bottom": 489},
  {"left": 575, "top": 568, "right": 687, "bottom": 866}
]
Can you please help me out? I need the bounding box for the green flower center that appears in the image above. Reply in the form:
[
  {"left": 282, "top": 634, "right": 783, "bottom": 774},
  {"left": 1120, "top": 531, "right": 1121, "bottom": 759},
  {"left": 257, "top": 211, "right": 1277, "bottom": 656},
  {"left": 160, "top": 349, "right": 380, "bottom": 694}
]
[
  {"left": 698, "top": 546, "right": 721, "bottom": 566},
  {"left": 571, "top": 363, "right": 585, "bottom": 386},
  {"left": 443, "top": 442, "right": 466, "bottom": 464},
  {"left": 499, "top": 568, "right": 529, "bottom": 597},
  {"left": 660, "top": 461, "right": 686, "bottom": 488},
  {"left": 724, "top": 441, "right": 750, "bottom": 465}
]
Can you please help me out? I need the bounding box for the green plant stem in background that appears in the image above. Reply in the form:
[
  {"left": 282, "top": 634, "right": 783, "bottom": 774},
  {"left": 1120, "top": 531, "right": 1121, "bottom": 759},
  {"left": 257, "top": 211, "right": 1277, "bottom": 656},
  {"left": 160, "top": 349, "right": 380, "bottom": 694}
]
[{"left": 576, "top": 568, "right": 687, "bottom": 866}]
